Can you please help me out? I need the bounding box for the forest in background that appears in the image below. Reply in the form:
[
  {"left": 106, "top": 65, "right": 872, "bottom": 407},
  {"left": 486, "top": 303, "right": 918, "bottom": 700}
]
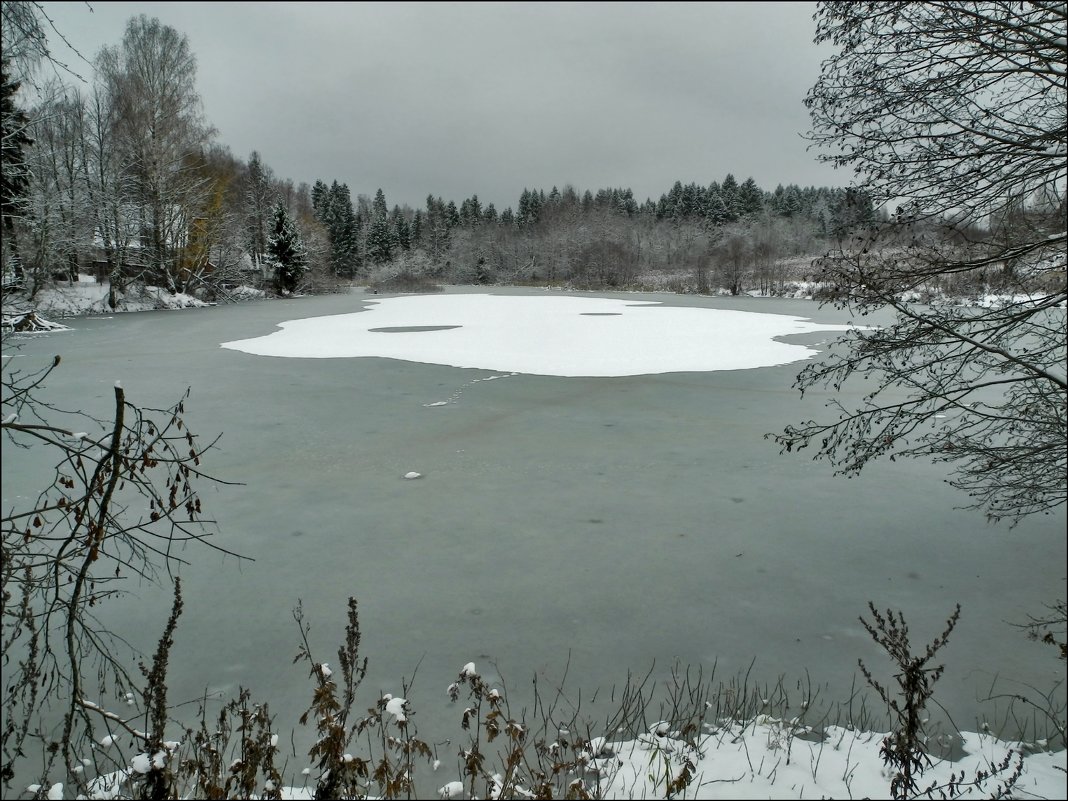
[{"left": 1, "top": 11, "right": 890, "bottom": 307}]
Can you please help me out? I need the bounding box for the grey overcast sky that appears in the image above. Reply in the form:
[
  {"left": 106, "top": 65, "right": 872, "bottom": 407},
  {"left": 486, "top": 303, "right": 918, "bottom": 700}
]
[{"left": 36, "top": 1, "right": 848, "bottom": 210}]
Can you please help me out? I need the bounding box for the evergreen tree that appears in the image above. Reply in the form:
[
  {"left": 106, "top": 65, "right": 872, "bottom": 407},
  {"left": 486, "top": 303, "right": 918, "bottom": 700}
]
[
  {"left": 517, "top": 188, "right": 541, "bottom": 227},
  {"left": 444, "top": 199, "right": 460, "bottom": 230},
  {"left": 245, "top": 151, "right": 275, "bottom": 269},
  {"left": 720, "top": 173, "right": 740, "bottom": 218},
  {"left": 771, "top": 183, "right": 786, "bottom": 215},
  {"left": 703, "top": 186, "right": 733, "bottom": 226},
  {"left": 326, "top": 181, "right": 360, "bottom": 276},
  {"left": 517, "top": 189, "right": 532, "bottom": 225},
  {"left": 410, "top": 209, "right": 424, "bottom": 246},
  {"left": 390, "top": 205, "right": 411, "bottom": 251},
  {"left": 366, "top": 188, "right": 394, "bottom": 264},
  {"left": 459, "top": 194, "right": 482, "bottom": 226},
  {"left": 311, "top": 179, "right": 329, "bottom": 217},
  {"left": 736, "top": 177, "right": 765, "bottom": 218},
  {"left": 266, "top": 200, "right": 307, "bottom": 294},
  {"left": 780, "top": 185, "right": 804, "bottom": 218}
]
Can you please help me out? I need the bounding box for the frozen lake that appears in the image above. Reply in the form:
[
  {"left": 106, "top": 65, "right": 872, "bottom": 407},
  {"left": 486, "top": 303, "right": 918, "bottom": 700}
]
[{"left": 3, "top": 287, "right": 1064, "bottom": 754}]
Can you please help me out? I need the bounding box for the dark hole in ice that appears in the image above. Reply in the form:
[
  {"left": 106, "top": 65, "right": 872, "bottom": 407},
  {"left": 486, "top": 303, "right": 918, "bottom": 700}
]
[{"left": 368, "top": 325, "right": 462, "bottom": 333}]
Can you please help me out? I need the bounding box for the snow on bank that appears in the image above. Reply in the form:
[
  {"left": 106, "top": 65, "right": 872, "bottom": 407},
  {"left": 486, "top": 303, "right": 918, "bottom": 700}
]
[
  {"left": 220, "top": 294, "right": 858, "bottom": 376},
  {"left": 1, "top": 311, "right": 71, "bottom": 333},
  {"left": 58, "top": 716, "right": 1065, "bottom": 800},
  {"left": 580, "top": 720, "right": 1065, "bottom": 800},
  {"left": 20, "top": 280, "right": 211, "bottom": 316},
  {"left": 2, "top": 276, "right": 259, "bottom": 318}
]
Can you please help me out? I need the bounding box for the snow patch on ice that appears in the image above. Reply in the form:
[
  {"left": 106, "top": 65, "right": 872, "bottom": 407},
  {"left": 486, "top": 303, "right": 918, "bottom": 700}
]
[{"left": 221, "top": 294, "right": 857, "bottom": 377}]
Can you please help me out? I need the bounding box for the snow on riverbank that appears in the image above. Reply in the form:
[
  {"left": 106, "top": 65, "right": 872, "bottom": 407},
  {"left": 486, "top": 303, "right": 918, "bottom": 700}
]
[
  {"left": 2, "top": 275, "right": 265, "bottom": 317},
  {"left": 66, "top": 712, "right": 1066, "bottom": 800}
]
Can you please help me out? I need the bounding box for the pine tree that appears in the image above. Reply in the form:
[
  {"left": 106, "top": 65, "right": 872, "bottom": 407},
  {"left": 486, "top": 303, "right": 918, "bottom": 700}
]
[
  {"left": 617, "top": 188, "right": 638, "bottom": 215},
  {"left": 410, "top": 209, "right": 424, "bottom": 246},
  {"left": 780, "top": 185, "right": 804, "bottom": 218},
  {"left": 459, "top": 194, "right": 482, "bottom": 227},
  {"left": 390, "top": 205, "right": 411, "bottom": 251},
  {"left": 311, "top": 179, "right": 329, "bottom": 217},
  {"left": 245, "top": 151, "right": 275, "bottom": 269},
  {"left": 720, "top": 173, "right": 740, "bottom": 219},
  {"left": 266, "top": 200, "right": 306, "bottom": 294},
  {"left": 328, "top": 181, "right": 360, "bottom": 276},
  {"left": 444, "top": 200, "right": 460, "bottom": 230},
  {"left": 366, "top": 188, "right": 394, "bottom": 264},
  {"left": 517, "top": 189, "right": 541, "bottom": 227},
  {"left": 736, "top": 177, "right": 765, "bottom": 218},
  {"left": 704, "top": 190, "right": 733, "bottom": 227}
]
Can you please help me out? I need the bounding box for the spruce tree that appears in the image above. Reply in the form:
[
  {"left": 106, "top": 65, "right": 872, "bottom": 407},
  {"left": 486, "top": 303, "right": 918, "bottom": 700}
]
[
  {"left": 410, "top": 210, "right": 424, "bottom": 246},
  {"left": 390, "top": 205, "right": 411, "bottom": 251},
  {"left": 245, "top": 152, "right": 275, "bottom": 269},
  {"left": 736, "top": 177, "right": 765, "bottom": 218},
  {"left": 328, "top": 182, "right": 360, "bottom": 276},
  {"left": 311, "top": 179, "right": 329, "bottom": 217},
  {"left": 720, "top": 173, "right": 740, "bottom": 218},
  {"left": 444, "top": 200, "right": 460, "bottom": 230},
  {"left": 366, "top": 188, "right": 394, "bottom": 264},
  {"left": 781, "top": 185, "right": 804, "bottom": 218},
  {"left": 703, "top": 189, "right": 733, "bottom": 227},
  {"left": 266, "top": 200, "right": 307, "bottom": 294}
]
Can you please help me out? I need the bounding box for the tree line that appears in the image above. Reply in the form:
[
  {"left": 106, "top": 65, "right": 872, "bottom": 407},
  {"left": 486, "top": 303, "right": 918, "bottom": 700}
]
[{"left": 2, "top": 12, "right": 883, "bottom": 305}]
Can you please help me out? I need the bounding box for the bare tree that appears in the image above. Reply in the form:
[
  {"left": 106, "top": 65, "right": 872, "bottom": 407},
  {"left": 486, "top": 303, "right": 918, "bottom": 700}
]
[
  {"left": 96, "top": 15, "right": 215, "bottom": 294},
  {"left": 770, "top": 1, "right": 1066, "bottom": 524},
  {"left": 21, "top": 84, "right": 94, "bottom": 296},
  {"left": 0, "top": 0, "right": 92, "bottom": 87},
  {"left": 2, "top": 57, "right": 36, "bottom": 287},
  {"left": 78, "top": 79, "right": 141, "bottom": 307},
  {"left": 1, "top": 350, "right": 241, "bottom": 793},
  {"left": 712, "top": 224, "right": 752, "bottom": 296}
]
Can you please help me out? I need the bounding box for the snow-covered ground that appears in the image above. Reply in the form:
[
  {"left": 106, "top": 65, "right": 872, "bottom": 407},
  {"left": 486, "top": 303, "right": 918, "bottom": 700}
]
[
  {"left": 55, "top": 673, "right": 1067, "bottom": 800},
  {"left": 3, "top": 275, "right": 264, "bottom": 317},
  {"left": 579, "top": 720, "right": 1065, "bottom": 800}
]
